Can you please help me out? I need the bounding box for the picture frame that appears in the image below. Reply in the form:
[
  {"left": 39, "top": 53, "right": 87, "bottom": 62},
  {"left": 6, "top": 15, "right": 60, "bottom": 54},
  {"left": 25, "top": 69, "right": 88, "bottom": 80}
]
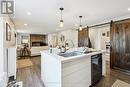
[{"left": 6, "top": 23, "right": 11, "bottom": 41}]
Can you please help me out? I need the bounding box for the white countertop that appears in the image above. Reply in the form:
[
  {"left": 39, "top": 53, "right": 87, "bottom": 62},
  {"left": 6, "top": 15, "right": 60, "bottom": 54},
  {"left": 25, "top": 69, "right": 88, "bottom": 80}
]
[{"left": 41, "top": 48, "right": 105, "bottom": 62}]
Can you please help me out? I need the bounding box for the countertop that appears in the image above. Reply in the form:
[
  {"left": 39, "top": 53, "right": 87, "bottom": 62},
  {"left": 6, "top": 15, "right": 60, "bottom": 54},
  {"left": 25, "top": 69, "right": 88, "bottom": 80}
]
[{"left": 40, "top": 48, "right": 105, "bottom": 62}]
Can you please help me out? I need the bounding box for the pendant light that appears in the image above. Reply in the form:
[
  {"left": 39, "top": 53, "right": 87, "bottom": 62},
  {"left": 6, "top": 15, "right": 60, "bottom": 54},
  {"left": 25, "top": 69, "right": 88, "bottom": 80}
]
[
  {"left": 79, "top": 16, "right": 83, "bottom": 31},
  {"left": 59, "top": 8, "right": 64, "bottom": 27}
]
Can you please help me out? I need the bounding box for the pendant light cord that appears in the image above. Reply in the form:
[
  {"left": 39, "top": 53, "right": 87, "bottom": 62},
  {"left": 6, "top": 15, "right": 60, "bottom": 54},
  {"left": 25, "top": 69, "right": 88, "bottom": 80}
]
[
  {"left": 60, "top": 8, "right": 64, "bottom": 21},
  {"left": 79, "top": 16, "right": 82, "bottom": 26},
  {"left": 80, "top": 18, "right": 81, "bottom": 26},
  {"left": 61, "top": 10, "right": 63, "bottom": 20}
]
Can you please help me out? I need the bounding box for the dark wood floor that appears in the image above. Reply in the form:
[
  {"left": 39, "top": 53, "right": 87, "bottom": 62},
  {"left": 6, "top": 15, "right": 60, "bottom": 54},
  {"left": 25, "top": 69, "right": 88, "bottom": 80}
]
[
  {"left": 16, "top": 56, "right": 130, "bottom": 87},
  {"left": 95, "top": 62, "right": 130, "bottom": 87}
]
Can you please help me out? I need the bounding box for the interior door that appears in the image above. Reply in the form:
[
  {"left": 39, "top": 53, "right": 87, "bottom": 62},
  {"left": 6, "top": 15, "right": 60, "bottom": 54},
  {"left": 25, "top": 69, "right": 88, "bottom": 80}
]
[
  {"left": 124, "top": 23, "right": 130, "bottom": 71},
  {"left": 78, "top": 28, "right": 89, "bottom": 47},
  {"left": 110, "top": 20, "right": 130, "bottom": 71}
]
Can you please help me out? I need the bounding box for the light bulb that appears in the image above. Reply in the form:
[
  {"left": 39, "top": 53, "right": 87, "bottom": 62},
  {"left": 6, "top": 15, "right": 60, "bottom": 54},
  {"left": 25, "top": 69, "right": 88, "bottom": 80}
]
[
  {"left": 27, "top": 12, "right": 32, "bottom": 15},
  {"left": 24, "top": 23, "right": 28, "bottom": 26},
  {"left": 128, "top": 8, "right": 130, "bottom": 11},
  {"left": 60, "top": 21, "right": 63, "bottom": 27},
  {"left": 79, "top": 26, "right": 82, "bottom": 31}
]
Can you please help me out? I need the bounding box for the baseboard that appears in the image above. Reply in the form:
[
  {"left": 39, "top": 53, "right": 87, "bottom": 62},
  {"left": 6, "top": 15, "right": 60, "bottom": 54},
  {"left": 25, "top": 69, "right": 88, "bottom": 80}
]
[{"left": 113, "top": 67, "right": 130, "bottom": 75}]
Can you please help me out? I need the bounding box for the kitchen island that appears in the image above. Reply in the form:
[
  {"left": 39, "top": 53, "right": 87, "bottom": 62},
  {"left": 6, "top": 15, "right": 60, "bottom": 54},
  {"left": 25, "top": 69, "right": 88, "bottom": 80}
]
[{"left": 41, "top": 49, "right": 106, "bottom": 87}]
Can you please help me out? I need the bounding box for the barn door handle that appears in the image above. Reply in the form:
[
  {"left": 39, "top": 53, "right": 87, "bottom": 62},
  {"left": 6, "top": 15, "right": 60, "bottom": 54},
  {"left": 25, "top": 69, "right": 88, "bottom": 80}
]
[{"left": 110, "top": 45, "right": 112, "bottom": 51}]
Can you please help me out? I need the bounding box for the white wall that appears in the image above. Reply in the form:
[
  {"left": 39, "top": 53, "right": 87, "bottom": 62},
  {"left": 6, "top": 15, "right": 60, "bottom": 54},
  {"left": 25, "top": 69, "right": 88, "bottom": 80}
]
[
  {"left": 3, "top": 16, "right": 16, "bottom": 74},
  {"left": 0, "top": 16, "right": 16, "bottom": 77},
  {"left": 48, "top": 26, "right": 110, "bottom": 50},
  {"left": 0, "top": 17, "right": 4, "bottom": 73},
  {"left": 57, "top": 30, "right": 78, "bottom": 47},
  {"left": 48, "top": 33, "right": 58, "bottom": 47},
  {"left": 89, "top": 25, "right": 110, "bottom": 50},
  {"left": 48, "top": 29, "right": 78, "bottom": 48}
]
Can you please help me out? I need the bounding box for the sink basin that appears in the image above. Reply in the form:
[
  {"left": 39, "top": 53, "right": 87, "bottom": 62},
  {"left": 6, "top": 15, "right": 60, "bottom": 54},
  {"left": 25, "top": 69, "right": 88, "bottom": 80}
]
[{"left": 58, "top": 51, "right": 82, "bottom": 57}]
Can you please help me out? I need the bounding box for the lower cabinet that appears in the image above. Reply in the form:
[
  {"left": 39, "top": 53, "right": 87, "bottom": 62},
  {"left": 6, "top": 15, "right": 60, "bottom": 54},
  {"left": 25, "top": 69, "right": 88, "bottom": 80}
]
[{"left": 62, "top": 56, "right": 91, "bottom": 87}]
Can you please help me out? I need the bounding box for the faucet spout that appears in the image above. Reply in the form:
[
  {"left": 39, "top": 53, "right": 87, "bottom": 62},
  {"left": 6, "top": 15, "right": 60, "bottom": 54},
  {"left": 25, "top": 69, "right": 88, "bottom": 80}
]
[{"left": 65, "top": 39, "right": 75, "bottom": 49}]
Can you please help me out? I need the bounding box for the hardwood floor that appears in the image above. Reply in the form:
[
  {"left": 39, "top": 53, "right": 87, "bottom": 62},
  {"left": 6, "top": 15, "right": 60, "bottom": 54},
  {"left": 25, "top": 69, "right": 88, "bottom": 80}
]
[
  {"left": 16, "top": 56, "right": 45, "bottom": 87},
  {"left": 16, "top": 57, "right": 130, "bottom": 87},
  {"left": 95, "top": 62, "right": 130, "bottom": 87}
]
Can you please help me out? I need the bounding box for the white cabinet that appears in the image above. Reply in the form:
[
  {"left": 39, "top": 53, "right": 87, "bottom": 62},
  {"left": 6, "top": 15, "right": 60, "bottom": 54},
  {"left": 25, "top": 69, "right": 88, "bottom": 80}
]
[
  {"left": 31, "top": 46, "right": 48, "bottom": 56},
  {"left": 8, "top": 47, "right": 16, "bottom": 79},
  {"left": 41, "top": 51, "right": 106, "bottom": 87},
  {"left": 62, "top": 57, "right": 91, "bottom": 87},
  {"left": 41, "top": 53, "right": 61, "bottom": 87}
]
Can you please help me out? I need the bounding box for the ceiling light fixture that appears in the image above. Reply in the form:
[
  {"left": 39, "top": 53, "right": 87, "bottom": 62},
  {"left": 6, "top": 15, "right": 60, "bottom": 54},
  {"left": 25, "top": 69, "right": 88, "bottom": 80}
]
[
  {"left": 24, "top": 23, "right": 28, "bottom": 26},
  {"left": 27, "top": 12, "right": 32, "bottom": 15},
  {"left": 128, "top": 8, "right": 130, "bottom": 11},
  {"left": 79, "top": 16, "right": 83, "bottom": 31},
  {"left": 59, "top": 8, "right": 64, "bottom": 28}
]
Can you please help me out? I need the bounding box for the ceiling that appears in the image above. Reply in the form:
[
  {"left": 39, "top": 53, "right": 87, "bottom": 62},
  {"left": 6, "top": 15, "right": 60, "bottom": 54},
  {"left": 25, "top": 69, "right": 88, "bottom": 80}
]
[{"left": 13, "top": 0, "right": 130, "bottom": 34}]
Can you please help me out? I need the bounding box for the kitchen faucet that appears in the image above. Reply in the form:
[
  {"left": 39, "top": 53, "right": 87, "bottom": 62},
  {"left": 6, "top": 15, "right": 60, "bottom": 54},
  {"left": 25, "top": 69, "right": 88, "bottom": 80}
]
[{"left": 64, "top": 39, "right": 75, "bottom": 48}]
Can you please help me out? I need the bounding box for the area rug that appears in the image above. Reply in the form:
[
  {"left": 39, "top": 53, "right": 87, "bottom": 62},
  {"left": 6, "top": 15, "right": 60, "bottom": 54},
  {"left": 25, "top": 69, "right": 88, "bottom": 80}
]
[
  {"left": 8, "top": 81, "right": 23, "bottom": 87},
  {"left": 112, "top": 79, "right": 130, "bottom": 87},
  {"left": 17, "top": 59, "right": 33, "bottom": 69},
  {"left": 15, "top": 81, "right": 23, "bottom": 87}
]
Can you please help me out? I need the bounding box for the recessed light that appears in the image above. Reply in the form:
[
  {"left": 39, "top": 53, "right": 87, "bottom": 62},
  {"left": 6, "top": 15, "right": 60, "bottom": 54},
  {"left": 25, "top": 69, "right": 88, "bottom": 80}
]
[
  {"left": 24, "top": 24, "right": 28, "bottom": 26},
  {"left": 27, "top": 12, "right": 32, "bottom": 15},
  {"left": 128, "top": 8, "right": 130, "bottom": 11}
]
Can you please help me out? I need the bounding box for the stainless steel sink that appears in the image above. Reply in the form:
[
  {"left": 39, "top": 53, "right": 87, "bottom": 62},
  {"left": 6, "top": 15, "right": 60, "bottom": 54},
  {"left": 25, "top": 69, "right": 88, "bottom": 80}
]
[{"left": 58, "top": 51, "right": 82, "bottom": 57}]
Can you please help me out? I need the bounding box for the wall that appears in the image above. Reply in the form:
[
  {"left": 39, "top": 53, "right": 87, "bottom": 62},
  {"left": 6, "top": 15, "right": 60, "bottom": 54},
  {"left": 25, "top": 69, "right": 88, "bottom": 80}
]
[
  {"left": 0, "top": 16, "right": 16, "bottom": 76},
  {"left": 48, "top": 33, "right": 58, "bottom": 47},
  {"left": 89, "top": 25, "right": 110, "bottom": 50},
  {"left": 3, "top": 16, "right": 16, "bottom": 75},
  {"left": 48, "top": 29, "right": 78, "bottom": 48},
  {"left": 0, "top": 17, "right": 4, "bottom": 73}
]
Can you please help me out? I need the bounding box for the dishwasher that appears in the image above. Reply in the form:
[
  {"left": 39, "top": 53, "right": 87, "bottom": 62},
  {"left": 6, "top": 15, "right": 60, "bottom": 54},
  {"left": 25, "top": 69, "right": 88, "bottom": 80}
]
[{"left": 91, "top": 54, "right": 102, "bottom": 86}]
